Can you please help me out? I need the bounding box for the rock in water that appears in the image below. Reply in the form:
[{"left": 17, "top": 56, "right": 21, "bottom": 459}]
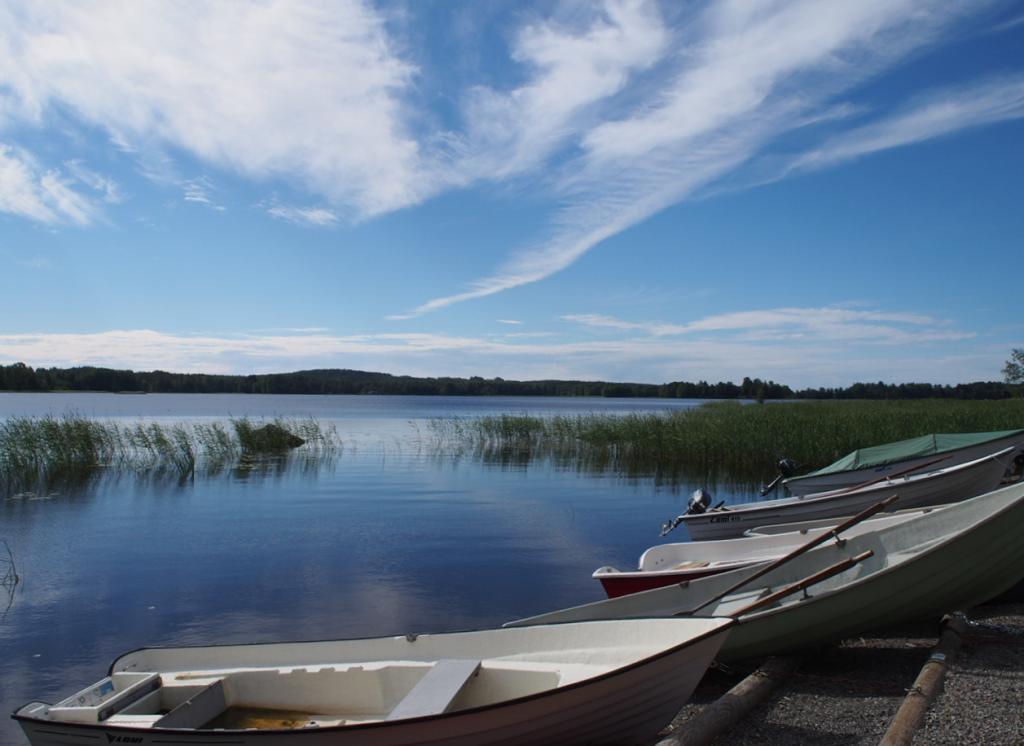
[{"left": 251, "top": 423, "right": 305, "bottom": 450}]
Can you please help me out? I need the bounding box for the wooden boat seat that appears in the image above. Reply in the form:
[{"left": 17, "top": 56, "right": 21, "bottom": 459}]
[
  {"left": 103, "top": 714, "right": 163, "bottom": 727},
  {"left": 673, "top": 560, "right": 711, "bottom": 570},
  {"left": 385, "top": 659, "right": 480, "bottom": 721},
  {"left": 153, "top": 679, "right": 226, "bottom": 729},
  {"left": 95, "top": 674, "right": 161, "bottom": 723}
]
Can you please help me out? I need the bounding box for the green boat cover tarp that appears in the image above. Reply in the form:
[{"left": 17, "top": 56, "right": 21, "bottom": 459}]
[{"left": 790, "top": 429, "right": 1024, "bottom": 482}]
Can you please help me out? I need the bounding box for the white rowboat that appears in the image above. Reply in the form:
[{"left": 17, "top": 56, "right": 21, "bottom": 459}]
[
  {"left": 742, "top": 507, "right": 937, "bottom": 537},
  {"left": 594, "top": 507, "right": 935, "bottom": 598},
  {"left": 678, "top": 447, "right": 1012, "bottom": 540},
  {"left": 14, "top": 618, "right": 734, "bottom": 746},
  {"left": 510, "top": 480, "right": 1024, "bottom": 662}
]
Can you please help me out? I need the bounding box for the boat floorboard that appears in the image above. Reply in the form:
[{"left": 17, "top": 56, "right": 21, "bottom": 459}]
[{"left": 201, "top": 707, "right": 348, "bottom": 730}]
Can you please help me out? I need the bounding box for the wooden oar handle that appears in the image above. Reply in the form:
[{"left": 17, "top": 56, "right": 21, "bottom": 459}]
[
  {"left": 826, "top": 493, "right": 899, "bottom": 539},
  {"left": 688, "top": 493, "right": 896, "bottom": 615},
  {"left": 727, "top": 550, "right": 875, "bottom": 618}
]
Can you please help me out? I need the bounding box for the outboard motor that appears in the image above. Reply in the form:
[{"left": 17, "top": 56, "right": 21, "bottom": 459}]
[
  {"left": 777, "top": 458, "right": 797, "bottom": 478},
  {"left": 686, "top": 488, "right": 713, "bottom": 515},
  {"left": 760, "top": 458, "right": 798, "bottom": 496},
  {"left": 660, "top": 488, "right": 714, "bottom": 536}
]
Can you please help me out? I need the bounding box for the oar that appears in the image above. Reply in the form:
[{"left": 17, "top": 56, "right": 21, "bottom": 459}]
[
  {"left": 685, "top": 493, "right": 899, "bottom": 615},
  {"left": 726, "top": 550, "right": 875, "bottom": 617},
  {"left": 821, "top": 454, "right": 951, "bottom": 496}
]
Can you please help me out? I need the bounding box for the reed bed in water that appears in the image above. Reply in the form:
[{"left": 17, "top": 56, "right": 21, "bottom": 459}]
[
  {"left": 429, "top": 399, "right": 1024, "bottom": 485},
  {"left": 0, "top": 414, "right": 340, "bottom": 487}
]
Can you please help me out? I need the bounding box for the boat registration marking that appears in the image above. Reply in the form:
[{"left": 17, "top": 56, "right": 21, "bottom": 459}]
[{"left": 709, "top": 514, "right": 743, "bottom": 524}]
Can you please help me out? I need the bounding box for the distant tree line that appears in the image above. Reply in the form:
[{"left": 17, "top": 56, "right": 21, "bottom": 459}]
[
  {"left": 793, "top": 381, "right": 1016, "bottom": 400},
  {"left": 0, "top": 362, "right": 1016, "bottom": 400},
  {"left": 0, "top": 362, "right": 774, "bottom": 398}
]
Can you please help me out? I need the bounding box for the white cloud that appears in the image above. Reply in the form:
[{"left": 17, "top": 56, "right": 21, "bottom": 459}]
[
  {"left": 563, "top": 307, "right": 973, "bottom": 345},
  {"left": 64, "top": 159, "right": 123, "bottom": 203},
  {"left": 451, "top": 0, "right": 668, "bottom": 183},
  {"left": 179, "top": 176, "right": 227, "bottom": 211},
  {"left": 789, "top": 74, "right": 1024, "bottom": 173},
  {"left": 400, "top": 0, "right": 988, "bottom": 317},
  {"left": 0, "top": 0, "right": 421, "bottom": 219},
  {"left": 563, "top": 313, "right": 688, "bottom": 336},
  {"left": 497, "top": 319, "right": 522, "bottom": 325},
  {"left": 991, "top": 12, "right": 1024, "bottom": 33},
  {"left": 256, "top": 327, "right": 331, "bottom": 334},
  {"left": 0, "top": 143, "right": 96, "bottom": 224},
  {"left": 0, "top": 0, "right": 671, "bottom": 232},
  {"left": 0, "top": 314, "right": 993, "bottom": 387},
  {"left": 394, "top": 194, "right": 683, "bottom": 316},
  {"left": 266, "top": 204, "right": 338, "bottom": 228},
  {"left": 0, "top": 0, "right": 1018, "bottom": 316}
]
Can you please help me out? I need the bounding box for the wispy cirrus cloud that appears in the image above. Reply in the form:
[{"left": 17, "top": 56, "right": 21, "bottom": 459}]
[
  {"left": 563, "top": 313, "right": 688, "bottom": 336},
  {"left": 254, "top": 327, "right": 331, "bottom": 334},
  {"left": 64, "top": 159, "right": 123, "bottom": 204},
  {"left": 990, "top": 11, "right": 1024, "bottom": 33},
  {"left": 397, "top": 0, "right": 1007, "bottom": 317},
  {"left": 266, "top": 203, "right": 339, "bottom": 228},
  {"left": 0, "top": 143, "right": 96, "bottom": 225},
  {"left": 1, "top": 0, "right": 1020, "bottom": 321},
  {"left": 450, "top": 0, "right": 668, "bottom": 184},
  {"left": 181, "top": 177, "right": 226, "bottom": 211},
  {"left": 503, "top": 332, "right": 557, "bottom": 339},
  {"left": 789, "top": 74, "right": 1024, "bottom": 174},
  {"left": 1, "top": 0, "right": 669, "bottom": 232},
  {"left": 0, "top": 0, "right": 420, "bottom": 219},
  {"left": 563, "top": 307, "right": 973, "bottom": 345}
]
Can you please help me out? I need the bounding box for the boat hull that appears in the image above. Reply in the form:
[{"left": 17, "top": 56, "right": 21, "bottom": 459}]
[
  {"left": 681, "top": 449, "right": 1010, "bottom": 541},
  {"left": 597, "top": 565, "right": 736, "bottom": 598},
  {"left": 511, "top": 482, "right": 1024, "bottom": 662},
  {"left": 15, "top": 619, "right": 732, "bottom": 746},
  {"left": 596, "top": 509, "right": 929, "bottom": 599},
  {"left": 720, "top": 490, "right": 1024, "bottom": 660}
]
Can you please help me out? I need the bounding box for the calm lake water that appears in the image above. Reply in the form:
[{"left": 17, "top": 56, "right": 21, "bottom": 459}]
[{"left": 0, "top": 393, "right": 736, "bottom": 745}]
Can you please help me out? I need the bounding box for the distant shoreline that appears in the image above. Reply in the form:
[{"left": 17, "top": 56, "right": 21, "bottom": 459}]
[{"left": 0, "top": 362, "right": 1018, "bottom": 400}]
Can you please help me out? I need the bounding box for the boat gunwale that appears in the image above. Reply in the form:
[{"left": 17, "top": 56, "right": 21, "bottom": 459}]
[
  {"left": 604, "top": 508, "right": 936, "bottom": 584},
  {"left": 696, "top": 480, "right": 1024, "bottom": 625},
  {"left": 592, "top": 558, "right": 759, "bottom": 581},
  {"left": 681, "top": 446, "right": 1014, "bottom": 524},
  {"left": 509, "top": 480, "right": 1024, "bottom": 636},
  {"left": 12, "top": 617, "right": 736, "bottom": 738}
]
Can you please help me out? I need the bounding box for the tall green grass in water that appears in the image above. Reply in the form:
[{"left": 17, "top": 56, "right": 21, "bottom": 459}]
[
  {"left": 0, "top": 415, "right": 340, "bottom": 492},
  {"left": 429, "top": 400, "right": 1024, "bottom": 485}
]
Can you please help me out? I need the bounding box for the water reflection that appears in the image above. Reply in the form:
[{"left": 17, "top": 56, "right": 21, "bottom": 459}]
[
  {"left": 2, "top": 450, "right": 342, "bottom": 501},
  {"left": 1, "top": 396, "right": 733, "bottom": 745},
  {"left": 1, "top": 540, "right": 18, "bottom": 621},
  {"left": 430, "top": 441, "right": 774, "bottom": 498}
]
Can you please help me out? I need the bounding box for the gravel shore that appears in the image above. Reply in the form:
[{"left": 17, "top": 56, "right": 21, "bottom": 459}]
[
  {"left": 659, "top": 601, "right": 1024, "bottom": 745},
  {"left": 914, "top": 603, "right": 1024, "bottom": 745}
]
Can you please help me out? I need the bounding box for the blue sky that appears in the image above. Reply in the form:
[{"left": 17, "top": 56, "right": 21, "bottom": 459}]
[{"left": 1, "top": 0, "right": 1023, "bottom": 388}]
